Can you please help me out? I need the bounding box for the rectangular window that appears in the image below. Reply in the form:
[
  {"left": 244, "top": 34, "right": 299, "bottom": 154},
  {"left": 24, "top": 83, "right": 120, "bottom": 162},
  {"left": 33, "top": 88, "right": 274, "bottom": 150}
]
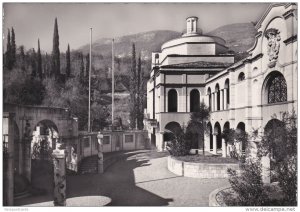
[
  {"left": 125, "top": 134, "right": 134, "bottom": 143},
  {"left": 103, "top": 135, "right": 110, "bottom": 145},
  {"left": 83, "top": 137, "right": 90, "bottom": 147}
]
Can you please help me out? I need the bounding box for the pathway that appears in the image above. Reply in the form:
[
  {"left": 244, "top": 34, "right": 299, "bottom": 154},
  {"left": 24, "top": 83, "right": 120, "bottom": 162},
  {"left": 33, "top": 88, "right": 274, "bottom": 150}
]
[{"left": 16, "top": 150, "right": 230, "bottom": 206}]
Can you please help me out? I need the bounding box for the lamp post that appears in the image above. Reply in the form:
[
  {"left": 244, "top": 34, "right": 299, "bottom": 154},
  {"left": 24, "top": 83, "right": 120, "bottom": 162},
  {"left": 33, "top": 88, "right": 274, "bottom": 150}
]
[{"left": 97, "top": 132, "right": 104, "bottom": 174}]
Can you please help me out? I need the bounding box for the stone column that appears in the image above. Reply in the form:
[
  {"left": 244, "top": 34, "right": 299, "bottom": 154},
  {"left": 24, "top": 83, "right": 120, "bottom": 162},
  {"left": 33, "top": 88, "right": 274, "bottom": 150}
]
[
  {"left": 97, "top": 151, "right": 104, "bottom": 174},
  {"left": 97, "top": 134, "right": 104, "bottom": 174},
  {"left": 160, "top": 133, "right": 165, "bottom": 151},
  {"left": 214, "top": 92, "right": 218, "bottom": 111},
  {"left": 23, "top": 120, "right": 32, "bottom": 182},
  {"left": 3, "top": 113, "right": 15, "bottom": 206},
  {"left": 212, "top": 93, "right": 215, "bottom": 111},
  {"left": 220, "top": 90, "right": 224, "bottom": 110},
  {"left": 261, "top": 155, "right": 271, "bottom": 184},
  {"left": 224, "top": 89, "right": 228, "bottom": 110},
  {"left": 52, "top": 149, "right": 66, "bottom": 206},
  {"left": 212, "top": 133, "right": 217, "bottom": 155},
  {"left": 227, "top": 144, "right": 231, "bottom": 157},
  {"left": 222, "top": 139, "right": 227, "bottom": 157}
]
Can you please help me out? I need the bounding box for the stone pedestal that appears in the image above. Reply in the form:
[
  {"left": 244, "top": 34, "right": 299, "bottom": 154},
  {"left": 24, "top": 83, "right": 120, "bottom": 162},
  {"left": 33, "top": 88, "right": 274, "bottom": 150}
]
[
  {"left": 3, "top": 112, "right": 15, "bottom": 206},
  {"left": 97, "top": 151, "right": 104, "bottom": 174},
  {"left": 222, "top": 139, "right": 227, "bottom": 157},
  {"left": 52, "top": 149, "right": 66, "bottom": 206},
  {"left": 261, "top": 155, "right": 271, "bottom": 184}
]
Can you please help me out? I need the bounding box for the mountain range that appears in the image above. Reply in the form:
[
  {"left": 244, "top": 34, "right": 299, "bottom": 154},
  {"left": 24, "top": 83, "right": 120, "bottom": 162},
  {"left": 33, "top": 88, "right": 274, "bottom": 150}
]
[{"left": 78, "top": 22, "right": 257, "bottom": 60}]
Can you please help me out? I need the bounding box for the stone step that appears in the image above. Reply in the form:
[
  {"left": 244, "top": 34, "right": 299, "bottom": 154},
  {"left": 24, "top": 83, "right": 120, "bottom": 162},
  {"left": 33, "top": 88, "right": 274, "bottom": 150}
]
[
  {"left": 78, "top": 156, "right": 98, "bottom": 174},
  {"left": 14, "top": 190, "right": 31, "bottom": 199}
]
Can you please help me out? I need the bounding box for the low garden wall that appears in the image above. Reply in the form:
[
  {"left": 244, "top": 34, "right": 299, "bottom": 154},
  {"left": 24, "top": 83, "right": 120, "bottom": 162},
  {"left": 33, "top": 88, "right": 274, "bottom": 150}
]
[
  {"left": 167, "top": 156, "right": 240, "bottom": 179},
  {"left": 209, "top": 186, "right": 230, "bottom": 206}
]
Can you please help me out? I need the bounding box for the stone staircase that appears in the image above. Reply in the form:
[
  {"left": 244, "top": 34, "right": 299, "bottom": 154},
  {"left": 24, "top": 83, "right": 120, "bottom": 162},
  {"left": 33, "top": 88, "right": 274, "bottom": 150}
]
[{"left": 78, "top": 155, "right": 98, "bottom": 174}]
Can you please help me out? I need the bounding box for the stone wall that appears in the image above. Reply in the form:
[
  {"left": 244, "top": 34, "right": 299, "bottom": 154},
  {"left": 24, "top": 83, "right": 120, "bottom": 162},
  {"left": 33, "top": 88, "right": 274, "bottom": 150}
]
[
  {"left": 167, "top": 156, "right": 240, "bottom": 179},
  {"left": 77, "top": 130, "right": 150, "bottom": 166}
]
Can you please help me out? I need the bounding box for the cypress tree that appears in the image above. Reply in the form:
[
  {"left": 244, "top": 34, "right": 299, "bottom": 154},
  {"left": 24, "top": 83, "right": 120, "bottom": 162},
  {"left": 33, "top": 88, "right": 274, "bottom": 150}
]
[
  {"left": 137, "top": 53, "right": 142, "bottom": 129},
  {"left": 5, "top": 29, "right": 11, "bottom": 70},
  {"left": 79, "top": 53, "right": 85, "bottom": 85},
  {"left": 66, "top": 44, "right": 71, "bottom": 78},
  {"left": 11, "top": 27, "right": 16, "bottom": 68},
  {"left": 31, "top": 48, "right": 37, "bottom": 79},
  {"left": 129, "top": 43, "right": 137, "bottom": 129},
  {"left": 19, "top": 45, "right": 26, "bottom": 72},
  {"left": 37, "top": 39, "right": 43, "bottom": 79},
  {"left": 85, "top": 53, "right": 89, "bottom": 85},
  {"left": 51, "top": 18, "right": 60, "bottom": 80}
]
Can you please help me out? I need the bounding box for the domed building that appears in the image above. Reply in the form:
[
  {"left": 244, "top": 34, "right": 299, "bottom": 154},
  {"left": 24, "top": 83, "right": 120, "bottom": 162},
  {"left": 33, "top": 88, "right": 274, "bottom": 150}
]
[
  {"left": 145, "top": 3, "right": 297, "bottom": 183},
  {"left": 146, "top": 15, "right": 235, "bottom": 150}
]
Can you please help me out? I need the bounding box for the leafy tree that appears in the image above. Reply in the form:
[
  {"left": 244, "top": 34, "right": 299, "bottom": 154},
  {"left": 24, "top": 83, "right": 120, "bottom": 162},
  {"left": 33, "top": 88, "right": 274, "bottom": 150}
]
[
  {"left": 37, "top": 39, "right": 43, "bottom": 79},
  {"left": 85, "top": 53, "right": 89, "bottom": 85},
  {"left": 66, "top": 44, "right": 71, "bottom": 78},
  {"left": 51, "top": 18, "right": 60, "bottom": 80},
  {"left": 186, "top": 101, "right": 210, "bottom": 155},
  {"left": 258, "top": 111, "right": 297, "bottom": 206},
  {"left": 19, "top": 45, "right": 26, "bottom": 72},
  {"left": 221, "top": 127, "right": 248, "bottom": 160},
  {"left": 11, "top": 27, "right": 16, "bottom": 68},
  {"left": 79, "top": 53, "right": 85, "bottom": 85},
  {"left": 226, "top": 159, "right": 269, "bottom": 206},
  {"left": 4, "top": 73, "right": 46, "bottom": 105},
  {"left": 166, "top": 126, "right": 191, "bottom": 156}
]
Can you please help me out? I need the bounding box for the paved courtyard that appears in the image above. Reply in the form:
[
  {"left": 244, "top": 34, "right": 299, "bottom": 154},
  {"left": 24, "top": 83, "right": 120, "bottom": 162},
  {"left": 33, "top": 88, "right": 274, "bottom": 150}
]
[{"left": 16, "top": 150, "right": 229, "bottom": 206}]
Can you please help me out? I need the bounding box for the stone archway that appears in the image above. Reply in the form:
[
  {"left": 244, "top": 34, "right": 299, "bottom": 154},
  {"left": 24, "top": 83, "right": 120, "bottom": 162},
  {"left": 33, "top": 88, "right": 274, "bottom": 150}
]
[
  {"left": 214, "top": 122, "right": 222, "bottom": 149},
  {"left": 31, "top": 120, "right": 59, "bottom": 161},
  {"left": 236, "top": 122, "right": 246, "bottom": 152},
  {"left": 30, "top": 119, "right": 59, "bottom": 193},
  {"left": 264, "top": 118, "right": 285, "bottom": 160},
  {"left": 164, "top": 121, "right": 182, "bottom": 142},
  {"left": 190, "top": 89, "right": 200, "bottom": 112},
  {"left": 207, "top": 122, "right": 213, "bottom": 150}
]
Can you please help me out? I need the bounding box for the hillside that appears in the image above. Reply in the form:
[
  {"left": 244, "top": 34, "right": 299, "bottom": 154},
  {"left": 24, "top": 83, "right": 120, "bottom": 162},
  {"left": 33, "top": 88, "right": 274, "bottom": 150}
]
[
  {"left": 78, "top": 23, "right": 256, "bottom": 62},
  {"left": 207, "top": 23, "right": 256, "bottom": 60},
  {"left": 78, "top": 30, "right": 181, "bottom": 60}
]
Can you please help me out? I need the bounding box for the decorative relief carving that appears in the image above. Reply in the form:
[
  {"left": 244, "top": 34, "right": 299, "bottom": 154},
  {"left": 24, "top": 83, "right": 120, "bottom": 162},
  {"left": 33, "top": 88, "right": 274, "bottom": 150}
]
[{"left": 264, "top": 28, "right": 281, "bottom": 68}]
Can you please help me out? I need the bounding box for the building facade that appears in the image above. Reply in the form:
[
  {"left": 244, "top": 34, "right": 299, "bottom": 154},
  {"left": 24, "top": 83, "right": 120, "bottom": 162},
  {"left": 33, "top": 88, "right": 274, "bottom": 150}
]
[{"left": 145, "top": 3, "right": 297, "bottom": 166}]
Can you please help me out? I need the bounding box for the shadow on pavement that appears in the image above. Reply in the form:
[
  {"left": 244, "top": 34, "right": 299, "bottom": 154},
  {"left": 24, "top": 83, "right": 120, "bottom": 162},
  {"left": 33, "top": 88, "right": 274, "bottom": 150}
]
[{"left": 15, "top": 150, "right": 173, "bottom": 206}]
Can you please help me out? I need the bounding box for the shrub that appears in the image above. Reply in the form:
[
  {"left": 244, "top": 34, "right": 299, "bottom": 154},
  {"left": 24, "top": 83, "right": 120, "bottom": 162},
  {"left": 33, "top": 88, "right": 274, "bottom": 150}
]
[
  {"left": 166, "top": 128, "right": 191, "bottom": 156},
  {"left": 226, "top": 159, "right": 269, "bottom": 206},
  {"left": 259, "top": 111, "right": 297, "bottom": 206}
]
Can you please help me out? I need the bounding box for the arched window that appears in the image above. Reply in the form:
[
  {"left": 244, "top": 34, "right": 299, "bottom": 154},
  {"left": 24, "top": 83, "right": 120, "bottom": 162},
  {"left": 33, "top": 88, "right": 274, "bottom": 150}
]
[
  {"left": 164, "top": 121, "right": 182, "bottom": 141},
  {"left": 207, "top": 122, "right": 213, "bottom": 150},
  {"left": 238, "top": 72, "right": 245, "bottom": 81},
  {"left": 207, "top": 88, "right": 211, "bottom": 111},
  {"left": 268, "top": 75, "right": 287, "bottom": 103},
  {"left": 190, "top": 89, "right": 200, "bottom": 112},
  {"left": 225, "top": 79, "right": 230, "bottom": 105},
  {"left": 236, "top": 122, "right": 246, "bottom": 152},
  {"left": 215, "top": 84, "right": 220, "bottom": 111},
  {"left": 214, "top": 122, "right": 222, "bottom": 149},
  {"left": 168, "top": 89, "right": 178, "bottom": 112}
]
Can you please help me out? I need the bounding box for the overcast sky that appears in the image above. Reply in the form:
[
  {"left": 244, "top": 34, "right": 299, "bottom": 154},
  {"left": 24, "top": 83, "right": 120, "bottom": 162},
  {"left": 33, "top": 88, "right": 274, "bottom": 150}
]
[{"left": 3, "top": 3, "right": 270, "bottom": 53}]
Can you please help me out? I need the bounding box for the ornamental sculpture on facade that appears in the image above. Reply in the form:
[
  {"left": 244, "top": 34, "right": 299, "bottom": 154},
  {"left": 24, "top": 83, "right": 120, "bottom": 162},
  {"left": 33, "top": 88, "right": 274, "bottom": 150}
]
[{"left": 264, "top": 28, "right": 281, "bottom": 68}]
